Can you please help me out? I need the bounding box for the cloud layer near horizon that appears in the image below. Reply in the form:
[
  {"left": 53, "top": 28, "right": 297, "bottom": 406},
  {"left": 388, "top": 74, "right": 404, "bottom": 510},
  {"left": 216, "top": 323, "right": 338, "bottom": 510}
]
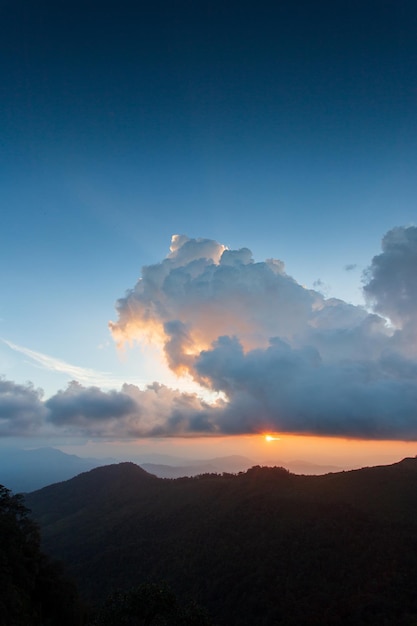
[{"left": 2, "top": 226, "right": 417, "bottom": 440}]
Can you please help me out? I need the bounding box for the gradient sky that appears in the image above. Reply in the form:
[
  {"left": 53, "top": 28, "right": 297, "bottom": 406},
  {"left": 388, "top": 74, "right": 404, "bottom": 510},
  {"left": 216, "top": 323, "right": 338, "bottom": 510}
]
[{"left": 1, "top": 0, "right": 417, "bottom": 466}]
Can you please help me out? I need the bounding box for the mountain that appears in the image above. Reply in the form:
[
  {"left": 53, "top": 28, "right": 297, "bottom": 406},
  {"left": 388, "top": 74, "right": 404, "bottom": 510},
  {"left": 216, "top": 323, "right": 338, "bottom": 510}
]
[
  {"left": 195, "top": 454, "right": 254, "bottom": 472},
  {"left": 0, "top": 447, "right": 111, "bottom": 492},
  {"left": 140, "top": 462, "right": 219, "bottom": 478},
  {"left": 25, "top": 458, "right": 417, "bottom": 625},
  {"left": 281, "top": 459, "right": 342, "bottom": 474},
  {"left": 139, "top": 455, "right": 342, "bottom": 478},
  {"left": 0, "top": 445, "right": 341, "bottom": 493},
  {"left": 140, "top": 454, "right": 254, "bottom": 478}
]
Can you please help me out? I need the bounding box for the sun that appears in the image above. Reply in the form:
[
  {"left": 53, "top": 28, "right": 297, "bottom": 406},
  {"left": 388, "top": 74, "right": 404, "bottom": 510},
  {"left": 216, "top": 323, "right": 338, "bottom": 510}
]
[{"left": 265, "top": 434, "right": 280, "bottom": 442}]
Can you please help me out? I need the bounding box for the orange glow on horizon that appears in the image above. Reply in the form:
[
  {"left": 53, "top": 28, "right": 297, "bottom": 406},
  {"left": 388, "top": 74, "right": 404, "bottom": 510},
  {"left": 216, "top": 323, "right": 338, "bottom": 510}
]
[
  {"left": 63, "top": 433, "right": 417, "bottom": 474},
  {"left": 265, "top": 434, "right": 281, "bottom": 442}
]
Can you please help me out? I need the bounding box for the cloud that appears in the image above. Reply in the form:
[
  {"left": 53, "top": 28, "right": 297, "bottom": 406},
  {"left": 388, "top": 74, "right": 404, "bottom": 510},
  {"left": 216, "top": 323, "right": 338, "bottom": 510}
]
[
  {"left": 195, "top": 336, "right": 417, "bottom": 439},
  {"left": 109, "top": 234, "right": 324, "bottom": 374},
  {"left": 1, "top": 338, "right": 134, "bottom": 388},
  {"left": 363, "top": 226, "right": 417, "bottom": 327},
  {"left": 109, "top": 233, "right": 379, "bottom": 377},
  {"left": 3, "top": 228, "right": 417, "bottom": 441},
  {"left": 0, "top": 375, "right": 219, "bottom": 439},
  {"left": 44, "top": 380, "right": 217, "bottom": 438},
  {"left": 25, "top": 329, "right": 417, "bottom": 440},
  {"left": 45, "top": 381, "right": 138, "bottom": 430},
  {"left": 106, "top": 230, "right": 417, "bottom": 440},
  {"left": 0, "top": 378, "right": 46, "bottom": 436}
]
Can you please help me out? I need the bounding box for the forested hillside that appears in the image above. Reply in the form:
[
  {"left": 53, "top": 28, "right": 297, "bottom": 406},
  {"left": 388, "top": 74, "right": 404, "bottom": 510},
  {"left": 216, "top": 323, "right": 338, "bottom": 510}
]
[
  {"left": 26, "top": 459, "right": 417, "bottom": 626},
  {"left": 0, "top": 484, "right": 83, "bottom": 625}
]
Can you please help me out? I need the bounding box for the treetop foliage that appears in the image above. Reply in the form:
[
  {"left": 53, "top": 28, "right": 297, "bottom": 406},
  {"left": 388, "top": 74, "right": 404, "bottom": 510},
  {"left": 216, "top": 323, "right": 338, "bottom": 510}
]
[{"left": 0, "top": 483, "right": 83, "bottom": 625}]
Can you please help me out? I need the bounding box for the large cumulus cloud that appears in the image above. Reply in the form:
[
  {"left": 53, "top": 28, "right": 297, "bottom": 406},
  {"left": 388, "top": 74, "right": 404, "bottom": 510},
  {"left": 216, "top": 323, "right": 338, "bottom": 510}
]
[
  {"left": 107, "top": 228, "right": 417, "bottom": 440},
  {"left": 109, "top": 235, "right": 342, "bottom": 375},
  {"left": 109, "top": 233, "right": 388, "bottom": 376},
  {"left": 3, "top": 227, "right": 417, "bottom": 440}
]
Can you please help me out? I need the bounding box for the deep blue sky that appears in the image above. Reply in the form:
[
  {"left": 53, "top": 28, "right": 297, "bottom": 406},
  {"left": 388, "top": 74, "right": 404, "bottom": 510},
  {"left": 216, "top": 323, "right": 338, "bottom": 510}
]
[{"left": 1, "top": 1, "right": 417, "bottom": 459}]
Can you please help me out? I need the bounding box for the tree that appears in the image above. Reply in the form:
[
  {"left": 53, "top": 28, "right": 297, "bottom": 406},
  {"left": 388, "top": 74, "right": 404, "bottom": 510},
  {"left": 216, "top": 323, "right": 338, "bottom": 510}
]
[
  {"left": 0, "top": 484, "right": 83, "bottom": 625},
  {"left": 93, "top": 582, "right": 212, "bottom": 626}
]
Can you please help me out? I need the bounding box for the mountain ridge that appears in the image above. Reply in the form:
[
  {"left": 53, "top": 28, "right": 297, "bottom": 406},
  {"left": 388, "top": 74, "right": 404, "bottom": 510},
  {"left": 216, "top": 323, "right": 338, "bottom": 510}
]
[
  {"left": 0, "top": 445, "right": 351, "bottom": 493},
  {"left": 24, "top": 456, "right": 417, "bottom": 625}
]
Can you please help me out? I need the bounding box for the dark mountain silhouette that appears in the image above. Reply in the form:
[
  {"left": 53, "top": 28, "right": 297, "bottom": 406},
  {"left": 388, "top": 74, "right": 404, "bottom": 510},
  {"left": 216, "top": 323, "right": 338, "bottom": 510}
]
[
  {"left": 26, "top": 458, "right": 417, "bottom": 626},
  {"left": 0, "top": 446, "right": 343, "bottom": 493},
  {"left": 0, "top": 447, "right": 255, "bottom": 491}
]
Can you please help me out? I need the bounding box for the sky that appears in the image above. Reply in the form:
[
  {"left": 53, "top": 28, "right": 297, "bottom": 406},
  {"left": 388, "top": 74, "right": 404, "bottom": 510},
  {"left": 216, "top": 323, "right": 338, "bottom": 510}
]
[{"left": 1, "top": 0, "right": 417, "bottom": 468}]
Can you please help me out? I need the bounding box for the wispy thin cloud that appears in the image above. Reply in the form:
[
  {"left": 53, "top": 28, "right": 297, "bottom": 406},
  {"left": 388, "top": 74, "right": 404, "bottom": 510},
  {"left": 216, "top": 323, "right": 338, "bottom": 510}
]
[{"left": 1, "top": 338, "right": 132, "bottom": 389}]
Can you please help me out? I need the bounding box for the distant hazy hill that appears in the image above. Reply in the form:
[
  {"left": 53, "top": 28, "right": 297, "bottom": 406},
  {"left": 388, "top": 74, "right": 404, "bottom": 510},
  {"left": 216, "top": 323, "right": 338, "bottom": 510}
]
[
  {"left": 140, "top": 462, "right": 218, "bottom": 478},
  {"left": 25, "top": 458, "right": 417, "bottom": 625},
  {"left": 0, "top": 447, "right": 111, "bottom": 492},
  {"left": 0, "top": 448, "right": 254, "bottom": 491},
  {"left": 0, "top": 445, "right": 343, "bottom": 493},
  {"left": 140, "top": 456, "right": 342, "bottom": 478},
  {"left": 283, "top": 459, "right": 342, "bottom": 474},
  {"left": 140, "top": 454, "right": 253, "bottom": 478}
]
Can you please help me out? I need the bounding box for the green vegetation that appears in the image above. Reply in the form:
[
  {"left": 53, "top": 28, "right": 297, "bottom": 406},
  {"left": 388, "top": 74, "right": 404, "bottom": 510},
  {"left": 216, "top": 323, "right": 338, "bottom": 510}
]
[
  {"left": 25, "top": 459, "right": 417, "bottom": 625},
  {"left": 93, "top": 581, "right": 212, "bottom": 625},
  {"left": 0, "top": 484, "right": 83, "bottom": 625}
]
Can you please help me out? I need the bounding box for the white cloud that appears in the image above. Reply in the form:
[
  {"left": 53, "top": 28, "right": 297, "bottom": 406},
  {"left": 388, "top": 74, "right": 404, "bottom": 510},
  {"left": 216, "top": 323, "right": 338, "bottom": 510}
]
[
  {"left": 1, "top": 338, "right": 133, "bottom": 389},
  {"left": 109, "top": 233, "right": 324, "bottom": 374},
  {"left": 3, "top": 227, "right": 417, "bottom": 441},
  {"left": 107, "top": 229, "right": 417, "bottom": 439}
]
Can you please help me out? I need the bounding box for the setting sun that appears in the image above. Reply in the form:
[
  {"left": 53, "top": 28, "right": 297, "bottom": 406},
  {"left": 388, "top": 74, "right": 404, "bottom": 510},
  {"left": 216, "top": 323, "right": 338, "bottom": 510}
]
[{"left": 265, "top": 435, "right": 281, "bottom": 442}]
